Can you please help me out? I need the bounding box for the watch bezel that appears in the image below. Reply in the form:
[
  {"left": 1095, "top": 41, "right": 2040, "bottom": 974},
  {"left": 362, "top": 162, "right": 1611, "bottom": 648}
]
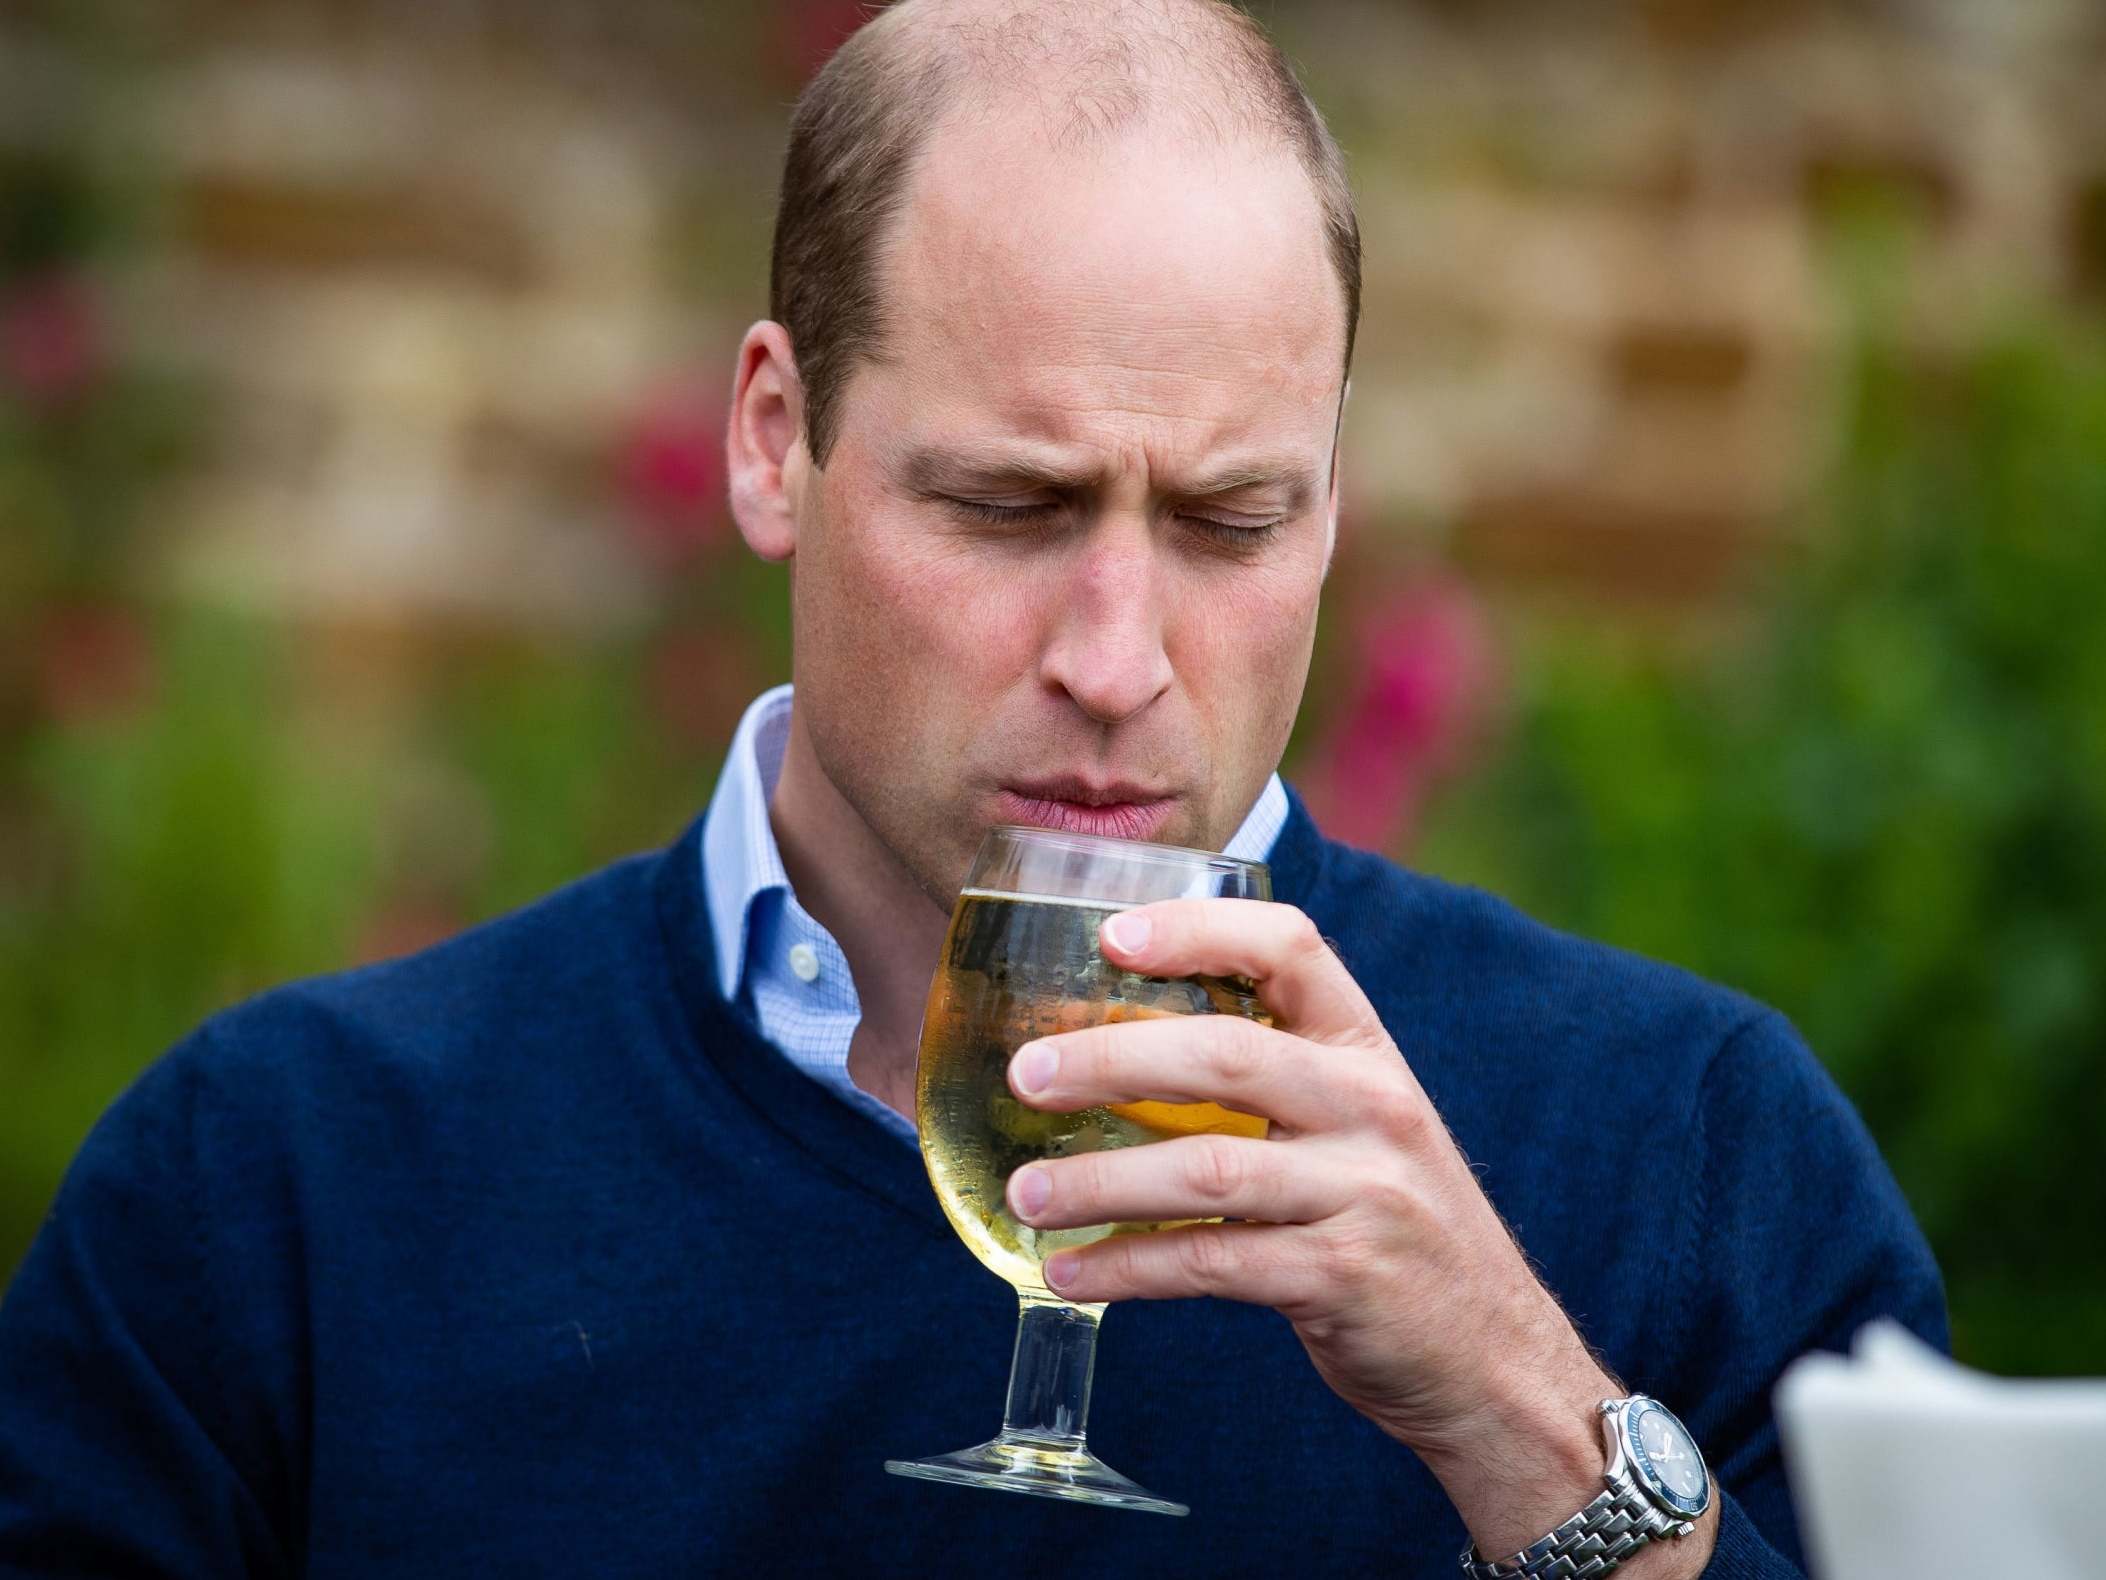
[{"left": 1622, "top": 1397, "right": 1709, "bottom": 1519}]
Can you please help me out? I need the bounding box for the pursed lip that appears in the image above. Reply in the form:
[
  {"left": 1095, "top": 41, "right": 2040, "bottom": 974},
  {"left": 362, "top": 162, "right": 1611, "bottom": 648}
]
[{"left": 994, "top": 778, "right": 1178, "bottom": 842}]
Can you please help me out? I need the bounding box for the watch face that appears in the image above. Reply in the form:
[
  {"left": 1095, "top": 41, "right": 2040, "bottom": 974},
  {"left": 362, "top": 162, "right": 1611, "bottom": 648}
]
[{"left": 1626, "top": 1400, "right": 1709, "bottom": 1517}]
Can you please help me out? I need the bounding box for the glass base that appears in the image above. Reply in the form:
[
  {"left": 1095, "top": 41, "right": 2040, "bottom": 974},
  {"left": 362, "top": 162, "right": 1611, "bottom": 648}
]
[{"left": 884, "top": 1431, "right": 1189, "bottom": 1516}]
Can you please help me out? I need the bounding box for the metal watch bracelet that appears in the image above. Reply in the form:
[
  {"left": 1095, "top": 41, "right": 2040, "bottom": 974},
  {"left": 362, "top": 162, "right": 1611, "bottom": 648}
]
[{"left": 1459, "top": 1459, "right": 1683, "bottom": 1580}]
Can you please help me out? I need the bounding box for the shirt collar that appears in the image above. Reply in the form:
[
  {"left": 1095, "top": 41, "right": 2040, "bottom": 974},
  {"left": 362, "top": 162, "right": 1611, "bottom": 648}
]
[
  {"left": 701, "top": 684, "right": 1292, "bottom": 1005},
  {"left": 701, "top": 683, "right": 797, "bottom": 1005}
]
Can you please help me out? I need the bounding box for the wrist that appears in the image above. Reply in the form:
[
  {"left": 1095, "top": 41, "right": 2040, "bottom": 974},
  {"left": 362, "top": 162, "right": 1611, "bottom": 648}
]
[
  {"left": 1440, "top": 1388, "right": 1722, "bottom": 1580},
  {"left": 1416, "top": 1365, "right": 1613, "bottom": 1562}
]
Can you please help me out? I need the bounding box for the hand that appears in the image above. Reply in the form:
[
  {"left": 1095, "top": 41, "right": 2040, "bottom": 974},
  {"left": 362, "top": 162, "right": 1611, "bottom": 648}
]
[{"left": 1004, "top": 898, "right": 1717, "bottom": 1572}]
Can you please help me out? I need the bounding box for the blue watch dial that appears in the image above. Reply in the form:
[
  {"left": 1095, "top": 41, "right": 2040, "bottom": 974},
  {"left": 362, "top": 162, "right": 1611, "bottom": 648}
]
[{"left": 1626, "top": 1400, "right": 1708, "bottom": 1517}]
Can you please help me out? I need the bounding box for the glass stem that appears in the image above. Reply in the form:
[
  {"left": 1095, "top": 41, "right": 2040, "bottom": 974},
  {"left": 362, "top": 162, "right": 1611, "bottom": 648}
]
[{"left": 1000, "top": 1293, "right": 1102, "bottom": 1447}]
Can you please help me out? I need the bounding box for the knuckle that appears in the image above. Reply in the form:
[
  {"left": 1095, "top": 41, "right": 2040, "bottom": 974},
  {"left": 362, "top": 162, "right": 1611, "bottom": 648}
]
[
  {"left": 1087, "top": 1232, "right": 1138, "bottom": 1293},
  {"left": 1175, "top": 1226, "right": 1237, "bottom": 1290},
  {"left": 1056, "top": 1153, "right": 1103, "bottom": 1219},
  {"left": 1367, "top": 1079, "right": 1430, "bottom": 1147},
  {"left": 1208, "top": 1015, "right": 1266, "bottom": 1088},
  {"left": 1320, "top": 1220, "right": 1387, "bottom": 1294},
  {"left": 1066, "top": 1022, "right": 1122, "bottom": 1092},
  {"left": 1286, "top": 906, "right": 1329, "bottom": 960},
  {"left": 1358, "top": 1165, "right": 1420, "bottom": 1225},
  {"left": 1183, "top": 1136, "right": 1246, "bottom": 1208}
]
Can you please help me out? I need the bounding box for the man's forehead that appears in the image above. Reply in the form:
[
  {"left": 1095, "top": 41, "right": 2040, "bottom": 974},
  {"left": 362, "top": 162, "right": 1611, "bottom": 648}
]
[
  {"left": 869, "top": 125, "right": 1341, "bottom": 407},
  {"left": 893, "top": 104, "right": 1331, "bottom": 309}
]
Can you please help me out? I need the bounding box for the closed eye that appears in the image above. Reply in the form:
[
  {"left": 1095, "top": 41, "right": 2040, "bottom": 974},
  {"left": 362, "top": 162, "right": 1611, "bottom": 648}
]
[
  {"left": 1183, "top": 517, "right": 1283, "bottom": 550},
  {"left": 940, "top": 497, "right": 1282, "bottom": 549},
  {"left": 942, "top": 498, "right": 1060, "bottom": 527}
]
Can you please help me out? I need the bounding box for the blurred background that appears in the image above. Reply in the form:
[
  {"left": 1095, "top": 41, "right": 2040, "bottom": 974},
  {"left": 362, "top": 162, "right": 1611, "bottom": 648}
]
[{"left": 2, "top": 0, "right": 2101, "bottom": 1376}]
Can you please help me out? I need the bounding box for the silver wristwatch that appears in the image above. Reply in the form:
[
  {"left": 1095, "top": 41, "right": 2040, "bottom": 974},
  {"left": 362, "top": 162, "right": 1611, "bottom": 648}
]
[{"left": 1459, "top": 1395, "right": 1712, "bottom": 1580}]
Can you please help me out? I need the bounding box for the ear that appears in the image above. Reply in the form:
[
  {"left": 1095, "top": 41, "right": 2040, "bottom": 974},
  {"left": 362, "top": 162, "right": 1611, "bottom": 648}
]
[{"left": 727, "top": 320, "right": 808, "bottom": 562}]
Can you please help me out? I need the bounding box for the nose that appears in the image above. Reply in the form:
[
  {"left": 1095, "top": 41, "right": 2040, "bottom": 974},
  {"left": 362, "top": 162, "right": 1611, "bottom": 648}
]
[{"left": 1037, "top": 520, "right": 1174, "bottom": 727}]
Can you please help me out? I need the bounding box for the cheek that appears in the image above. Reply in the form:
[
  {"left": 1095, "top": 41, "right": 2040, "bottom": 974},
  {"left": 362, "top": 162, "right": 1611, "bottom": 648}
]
[
  {"left": 1167, "top": 556, "right": 1321, "bottom": 814},
  {"left": 799, "top": 500, "right": 1040, "bottom": 716},
  {"left": 1172, "top": 557, "right": 1322, "bottom": 704}
]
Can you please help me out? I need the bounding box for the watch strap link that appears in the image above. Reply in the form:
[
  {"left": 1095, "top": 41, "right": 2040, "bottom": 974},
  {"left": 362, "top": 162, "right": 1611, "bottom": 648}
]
[{"left": 1459, "top": 1460, "right": 1680, "bottom": 1580}]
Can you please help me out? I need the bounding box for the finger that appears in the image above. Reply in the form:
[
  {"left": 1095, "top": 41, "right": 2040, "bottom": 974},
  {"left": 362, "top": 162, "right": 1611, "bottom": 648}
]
[
  {"left": 1042, "top": 1220, "right": 1320, "bottom": 1307},
  {"left": 1010, "top": 1011, "right": 1393, "bottom": 1136},
  {"left": 1097, "top": 899, "right": 1389, "bottom": 1048},
  {"left": 1005, "top": 1134, "right": 1347, "bottom": 1231}
]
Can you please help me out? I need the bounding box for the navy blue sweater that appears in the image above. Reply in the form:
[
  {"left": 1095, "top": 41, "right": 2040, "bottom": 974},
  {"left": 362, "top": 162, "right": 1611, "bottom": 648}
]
[{"left": 0, "top": 794, "right": 1943, "bottom": 1576}]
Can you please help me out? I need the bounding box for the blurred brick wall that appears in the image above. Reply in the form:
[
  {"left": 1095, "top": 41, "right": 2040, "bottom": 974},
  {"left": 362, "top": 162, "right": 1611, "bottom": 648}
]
[
  {"left": 5, "top": 0, "right": 2104, "bottom": 632},
  {"left": 1297, "top": 0, "right": 2106, "bottom": 624}
]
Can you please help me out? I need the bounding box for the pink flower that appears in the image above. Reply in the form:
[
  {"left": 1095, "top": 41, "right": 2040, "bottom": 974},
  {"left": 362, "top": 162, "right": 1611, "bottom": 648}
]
[
  {"left": 35, "top": 602, "right": 154, "bottom": 725},
  {"left": 616, "top": 380, "right": 732, "bottom": 564},
  {"left": 1, "top": 272, "right": 104, "bottom": 408},
  {"left": 1301, "top": 575, "right": 1502, "bottom": 854}
]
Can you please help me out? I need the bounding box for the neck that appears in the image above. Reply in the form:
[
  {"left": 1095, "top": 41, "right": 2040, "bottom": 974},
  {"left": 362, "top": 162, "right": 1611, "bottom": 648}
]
[{"left": 767, "top": 703, "right": 952, "bottom": 1119}]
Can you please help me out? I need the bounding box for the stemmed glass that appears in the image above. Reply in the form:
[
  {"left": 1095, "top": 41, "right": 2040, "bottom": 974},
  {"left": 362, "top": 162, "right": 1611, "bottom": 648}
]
[{"left": 884, "top": 825, "right": 1271, "bottom": 1515}]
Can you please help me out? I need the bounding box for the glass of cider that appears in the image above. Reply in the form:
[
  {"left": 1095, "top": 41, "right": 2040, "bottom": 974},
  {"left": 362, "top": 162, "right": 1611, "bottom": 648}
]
[{"left": 883, "top": 825, "right": 1270, "bottom": 1516}]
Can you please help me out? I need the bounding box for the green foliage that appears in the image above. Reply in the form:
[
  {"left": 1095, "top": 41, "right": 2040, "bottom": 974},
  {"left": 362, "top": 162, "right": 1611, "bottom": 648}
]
[
  {"left": 0, "top": 616, "right": 380, "bottom": 1261},
  {"left": 0, "top": 597, "right": 778, "bottom": 1277},
  {"left": 1417, "top": 322, "right": 2106, "bottom": 1374}
]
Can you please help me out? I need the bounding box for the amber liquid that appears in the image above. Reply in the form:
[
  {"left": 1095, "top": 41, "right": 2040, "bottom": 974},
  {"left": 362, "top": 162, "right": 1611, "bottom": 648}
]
[{"left": 916, "top": 890, "right": 1268, "bottom": 1297}]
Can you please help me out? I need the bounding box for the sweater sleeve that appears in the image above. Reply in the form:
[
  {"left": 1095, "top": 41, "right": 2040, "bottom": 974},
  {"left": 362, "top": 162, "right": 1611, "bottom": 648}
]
[
  {"left": 1650, "top": 1009, "right": 1949, "bottom": 1578},
  {"left": 0, "top": 1028, "right": 299, "bottom": 1577}
]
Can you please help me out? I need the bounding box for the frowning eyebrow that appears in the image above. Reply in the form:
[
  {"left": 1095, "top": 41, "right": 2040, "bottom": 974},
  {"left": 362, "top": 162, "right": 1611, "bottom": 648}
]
[{"left": 899, "top": 444, "right": 1320, "bottom": 514}]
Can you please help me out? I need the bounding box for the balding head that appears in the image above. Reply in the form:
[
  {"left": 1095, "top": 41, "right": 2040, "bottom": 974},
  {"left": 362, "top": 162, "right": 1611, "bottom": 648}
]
[
  {"left": 771, "top": 0, "right": 1360, "bottom": 468},
  {"left": 729, "top": 0, "right": 1353, "bottom": 905}
]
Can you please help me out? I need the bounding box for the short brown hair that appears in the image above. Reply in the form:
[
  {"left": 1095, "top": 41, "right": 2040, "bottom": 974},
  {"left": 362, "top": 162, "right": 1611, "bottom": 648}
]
[{"left": 770, "top": 0, "right": 1362, "bottom": 469}]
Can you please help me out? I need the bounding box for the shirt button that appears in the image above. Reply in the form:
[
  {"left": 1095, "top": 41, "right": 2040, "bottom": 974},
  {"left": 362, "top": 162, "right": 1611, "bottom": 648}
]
[{"left": 787, "top": 943, "right": 820, "bottom": 983}]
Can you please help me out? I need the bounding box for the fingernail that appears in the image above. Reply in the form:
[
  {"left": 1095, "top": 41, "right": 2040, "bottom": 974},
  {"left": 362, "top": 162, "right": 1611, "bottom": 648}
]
[
  {"left": 1010, "top": 1166, "right": 1051, "bottom": 1219},
  {"left": 1103, "top": 911, "right": 1151, "bottom": 955},
  {"left": 1044, "top": 1251, "right": 1080, "bottom": 1290},
  {"left": 1013, "top": 1041, "right": 1058, "bottom": 1095}
]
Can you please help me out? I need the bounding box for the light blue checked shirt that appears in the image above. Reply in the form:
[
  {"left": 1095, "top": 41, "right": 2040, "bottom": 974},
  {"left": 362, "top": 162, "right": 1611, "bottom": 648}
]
[{"left": 700, "top": 684, "right": 1291, "bottom": 1143}]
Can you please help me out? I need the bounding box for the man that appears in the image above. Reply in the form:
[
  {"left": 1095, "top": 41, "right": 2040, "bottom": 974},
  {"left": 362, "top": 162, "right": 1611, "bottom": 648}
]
[{"left": 0, "top": 1, "right": 1941, "bottom": 1575}]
